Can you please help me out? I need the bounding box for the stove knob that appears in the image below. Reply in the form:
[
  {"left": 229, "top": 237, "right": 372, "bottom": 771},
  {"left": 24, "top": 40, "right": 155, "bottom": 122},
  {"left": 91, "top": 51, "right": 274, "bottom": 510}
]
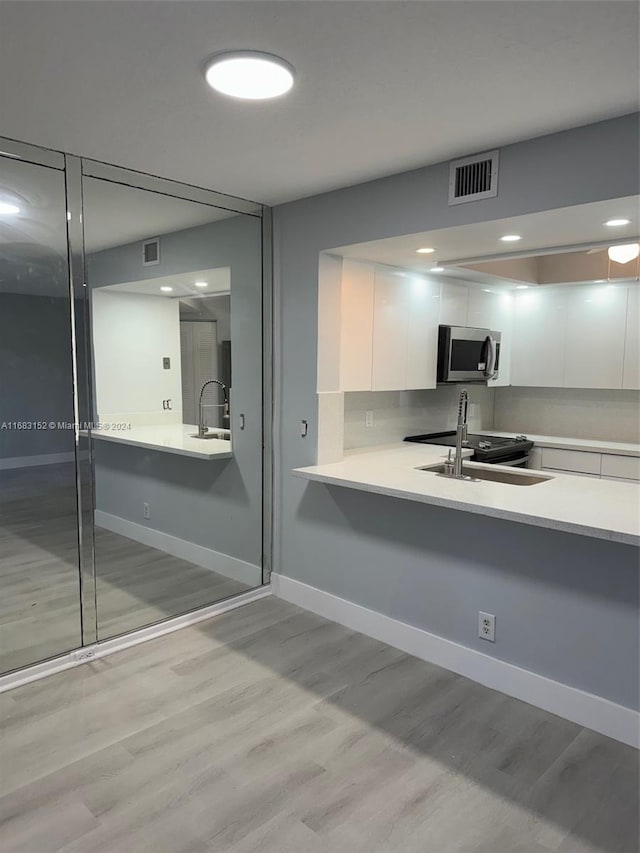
[
  {"left": 515, "top": 434, "right": 528, "bottom": 441},
  {"left": 478, "top": 441, "right": 492, "bottom": 450}
]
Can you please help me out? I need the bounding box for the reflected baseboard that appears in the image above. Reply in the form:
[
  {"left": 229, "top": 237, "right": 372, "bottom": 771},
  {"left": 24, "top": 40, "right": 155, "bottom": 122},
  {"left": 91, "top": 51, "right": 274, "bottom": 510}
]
[
  {"left": 0, "top": 585, "right": 271, "bottom": 694},
  {"left": 94, "top": 510, "right": 261, "bottom": 587}
]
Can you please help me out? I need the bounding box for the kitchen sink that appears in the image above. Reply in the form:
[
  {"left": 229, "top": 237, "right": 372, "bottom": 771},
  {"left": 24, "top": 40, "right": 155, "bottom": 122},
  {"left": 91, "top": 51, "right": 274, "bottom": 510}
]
[
  {"left": 418, "top": 463, "right": 552, "bottom": 486},
  {"left": 190, "top": 431, "right": 231, "bottom": 441}
]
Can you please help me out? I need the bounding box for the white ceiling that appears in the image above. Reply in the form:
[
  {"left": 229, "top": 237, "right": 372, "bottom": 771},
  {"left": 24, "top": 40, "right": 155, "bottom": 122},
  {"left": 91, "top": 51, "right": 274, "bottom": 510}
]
[
  {"left": 0, "top": 1, "right": 637, "bottom": 205},
  {"left": 333, "top": 196, "right": 640, "bottom": 272}
]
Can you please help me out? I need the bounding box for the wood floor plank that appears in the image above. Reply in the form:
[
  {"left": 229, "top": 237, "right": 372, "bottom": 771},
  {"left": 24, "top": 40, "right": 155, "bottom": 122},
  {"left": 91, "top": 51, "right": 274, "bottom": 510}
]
[{"left": 0, "top": 597, "right": 637, "bottom": 853}]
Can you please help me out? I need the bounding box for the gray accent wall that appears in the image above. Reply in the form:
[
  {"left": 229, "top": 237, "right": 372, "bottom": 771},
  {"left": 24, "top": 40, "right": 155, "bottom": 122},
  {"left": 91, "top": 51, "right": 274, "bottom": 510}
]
[
  {"left": 273, "top": 114, "right": 640, "bottom": 709},
  {"left": 89, "top": 214, "right": 264, "bottom": 570},
  {"left": 0, "top": 294, "right": 75, "bottom": 459}
]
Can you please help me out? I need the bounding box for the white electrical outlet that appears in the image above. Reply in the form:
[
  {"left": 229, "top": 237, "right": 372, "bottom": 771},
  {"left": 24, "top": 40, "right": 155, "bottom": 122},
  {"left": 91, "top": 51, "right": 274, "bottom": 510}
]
[
  {"left": 479, "top": 611, "right": 496, "bottom": 642},
  {"left": 72, "top": 648, "right": 96, "bottom": 662},
  {"left": 365, "top": 410, "right": 374, "bottom": 428},
  {"left": 143, "top": 502, "right": 150, "bottom": 520}
]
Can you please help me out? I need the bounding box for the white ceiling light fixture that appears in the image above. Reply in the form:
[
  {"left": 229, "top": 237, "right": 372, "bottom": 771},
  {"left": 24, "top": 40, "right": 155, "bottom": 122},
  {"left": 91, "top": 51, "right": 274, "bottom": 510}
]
[
  {"left": 0, "top": 201, "right": 20, "bottom": 215},
  {"left": 500, "top": 234, "right": 522, "bottom": 242},
  {"left": 608, "top": 243, "right": 640, "bottom": 264},
  {"left": 160, "top": 286, "right": 173, "bottom": 292},
  {"left": 204, "top": 51, "right": 295, "bottom": 100},
  {"left": 194, "top": 281, "right": 208, "bottom": 288},
  {"left": 416, "top": 247, "right": 435, "bottom": 254},
  {"left": 604, "top": 218, "right": 631, "bottom": 227}
]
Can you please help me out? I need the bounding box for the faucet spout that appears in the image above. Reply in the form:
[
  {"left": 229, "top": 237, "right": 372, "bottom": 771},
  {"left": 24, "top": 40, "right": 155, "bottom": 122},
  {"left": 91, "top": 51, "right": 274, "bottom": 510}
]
[
  {"left": 453, "top": 389, "right": 469, "bottom": 478},
  {"left": 198, "top": 379, "right": 229, "bottom": 437}
]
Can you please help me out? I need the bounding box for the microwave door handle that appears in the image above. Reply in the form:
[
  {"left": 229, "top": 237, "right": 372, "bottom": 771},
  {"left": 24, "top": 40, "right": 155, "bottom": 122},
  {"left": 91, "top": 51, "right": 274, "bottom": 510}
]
[{"left": 484, "top": 335, "right": 497, "bottom": 379}]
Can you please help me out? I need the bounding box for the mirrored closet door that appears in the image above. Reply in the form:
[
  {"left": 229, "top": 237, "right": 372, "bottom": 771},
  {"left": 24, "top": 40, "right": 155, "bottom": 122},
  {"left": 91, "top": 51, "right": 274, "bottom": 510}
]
[{"left": 0, "top": 139, "right": 269, "bottom": 675}]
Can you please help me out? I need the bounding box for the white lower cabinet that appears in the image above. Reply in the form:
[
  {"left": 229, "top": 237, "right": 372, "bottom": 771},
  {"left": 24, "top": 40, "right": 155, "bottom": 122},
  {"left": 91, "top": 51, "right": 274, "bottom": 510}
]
[{"left": 532, "top": 446, "right": 639, "bottom": 482}]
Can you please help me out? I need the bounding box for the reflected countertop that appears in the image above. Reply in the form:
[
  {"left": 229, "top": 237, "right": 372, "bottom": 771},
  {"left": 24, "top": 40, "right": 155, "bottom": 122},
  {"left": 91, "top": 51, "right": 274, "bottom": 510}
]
[{"left": 89, "top": 423, "right": 233, "bottom": 460}]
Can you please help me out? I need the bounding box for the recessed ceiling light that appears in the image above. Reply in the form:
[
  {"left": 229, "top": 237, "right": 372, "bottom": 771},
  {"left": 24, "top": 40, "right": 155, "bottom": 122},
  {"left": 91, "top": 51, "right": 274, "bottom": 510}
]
[
  {"left": 194, "top": 281, "right": 208, "bottom": 288},
  {"left": 500, "top": 234, "right": 522, "bottom": 242},
  {"left": 160, "top": 286, "right": 173, "bottom": 292},
  {"left": 0, "top": 201, "right": 19, "bottom": 215},
  {"left": 416, "top": 247, "right": 435, "bottom": 254},
  {"left": 430, "top": 266, "right": 444, "bottom": 272},
  {"left": 516, "top": 285, "right": 529, "bottom": 290},
  {"left": 605, "top": 218, "right": 631, "bottom": 227},
  {"left": 204, "top": 51, "right": 295, "bottom": 100},
  {"left": 608, "top": 243, "right": 640, "bottom": 264},
  {"left": 483, "top": 289, "right": 494, "bottom": 293}
]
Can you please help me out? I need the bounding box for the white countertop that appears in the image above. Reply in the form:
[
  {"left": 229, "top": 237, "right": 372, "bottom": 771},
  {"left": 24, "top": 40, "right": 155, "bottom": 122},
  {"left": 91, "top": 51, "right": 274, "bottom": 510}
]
[
  {"left": 478, "top": 431, "right": 640, "bottom": 457},
  {"left": 293, "top": 443, "right": 639, "bottom": 546},
  {"left": 90, "top": 424, "right": 233, "bottom": 460}
]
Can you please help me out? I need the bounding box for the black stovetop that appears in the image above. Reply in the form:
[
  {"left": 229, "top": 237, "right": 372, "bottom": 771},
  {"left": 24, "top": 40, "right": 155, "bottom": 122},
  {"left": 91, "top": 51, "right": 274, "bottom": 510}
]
[{"left": 404, "top": 431, "right": 533, "bottom": 463}]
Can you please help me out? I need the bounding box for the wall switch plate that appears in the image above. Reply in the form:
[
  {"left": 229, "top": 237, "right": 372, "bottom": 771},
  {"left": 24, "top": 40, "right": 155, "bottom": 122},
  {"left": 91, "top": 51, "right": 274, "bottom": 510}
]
[
  {"left": 479, "top": 611, "right": 496, "bottom": 642},
  {"left": 365, "top": 410, "right": 375, "bottom": 428},
  {"left": 163, "top": 357, "right": 171, "bottom": 369},
  {"left": 143, "top": 502, "right": 150, "bottom": 520}
]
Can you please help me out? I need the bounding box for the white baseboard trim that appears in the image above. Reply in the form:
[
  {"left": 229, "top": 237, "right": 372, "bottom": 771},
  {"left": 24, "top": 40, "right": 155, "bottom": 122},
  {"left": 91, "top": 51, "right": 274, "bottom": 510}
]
[
  {"left": 0, "top": 585, "right": 271, "bottom": 695},
  {"left": 0, "top": 451, "right": 77, "bottom": 470},
  {"left": 271, "top": 573, "right": 639, "bottom": 749},
  {"left": 94, "top": 510, "right": 261, "bottom": 587}
]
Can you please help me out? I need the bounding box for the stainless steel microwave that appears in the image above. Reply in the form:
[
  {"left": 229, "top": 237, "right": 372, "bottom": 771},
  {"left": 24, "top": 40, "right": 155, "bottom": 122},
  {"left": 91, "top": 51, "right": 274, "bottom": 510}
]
[{"left": 437, "top": 325, "right": 501, "bottom": 383}]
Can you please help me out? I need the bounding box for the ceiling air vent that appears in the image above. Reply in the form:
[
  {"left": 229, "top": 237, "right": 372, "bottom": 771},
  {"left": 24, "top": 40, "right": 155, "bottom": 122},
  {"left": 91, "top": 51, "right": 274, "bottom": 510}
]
[
  {"left": 448, "top": 150, "right": 499, "bottom": 205},
  {"left": 142, "top": 238, "right": 160, "bottom": 266}
]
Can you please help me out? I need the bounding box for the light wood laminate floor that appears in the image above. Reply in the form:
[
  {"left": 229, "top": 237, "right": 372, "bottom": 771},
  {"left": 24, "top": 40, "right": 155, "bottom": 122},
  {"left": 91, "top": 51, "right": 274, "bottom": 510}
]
[
  {"left": 0, "top": 463, "right": 251, "bottom": 672},
  {"left": 0, "top": 597, "right": 637, "bottom": 853}
]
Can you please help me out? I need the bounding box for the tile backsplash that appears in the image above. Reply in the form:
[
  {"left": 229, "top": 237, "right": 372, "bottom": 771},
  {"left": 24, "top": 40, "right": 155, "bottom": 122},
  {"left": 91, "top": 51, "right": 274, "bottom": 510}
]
[
  {"left": 494, "top": 387, "right": 640, "bottom": 443},
  {"left": 344, "top": 386, "right": 496, "bottom": 450}
]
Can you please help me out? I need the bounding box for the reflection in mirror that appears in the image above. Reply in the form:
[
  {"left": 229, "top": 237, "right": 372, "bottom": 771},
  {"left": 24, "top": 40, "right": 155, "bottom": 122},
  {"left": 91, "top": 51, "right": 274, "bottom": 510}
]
[
  {"left": 83, "top": 178, "right": 263, "bottom": 640},
  {"left": 0, "top": 156, "right": 82, "bottom": 672}
]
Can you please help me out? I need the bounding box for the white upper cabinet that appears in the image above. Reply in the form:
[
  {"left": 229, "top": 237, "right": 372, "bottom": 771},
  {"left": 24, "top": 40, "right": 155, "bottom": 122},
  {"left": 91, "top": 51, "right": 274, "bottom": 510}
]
[
  {"left": 563, "top": 285, "right": 627, "bottom": 389},
  {"left": 405, "top": 275, "right": 441, "bottom": 390},
  {"left": 371, "top": 267, "right": 410, "bottom": 391},
  {"left": 511, "top": 289, "right": 568, "bottom": 387},
  {"left": 371, "top": 268, "right": 440, "bottom": 391},
  {"left": 439, "top": 282, "right": 469, "bottom": 326},
  {"left": 623, "top": 286, "right": 639, "bottom": 390},
  {"left": 467, "top": 289, "right": 513, "bottom": 387},
  {"left": 339, "top": 259, "right": 375, "bottom": 392}
]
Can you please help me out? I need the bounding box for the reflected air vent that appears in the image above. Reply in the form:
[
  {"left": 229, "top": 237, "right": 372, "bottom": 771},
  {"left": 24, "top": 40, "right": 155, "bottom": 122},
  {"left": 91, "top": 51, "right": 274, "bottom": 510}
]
[
  {"left": 448, "top": 150, "right": 499, "bottom": 205},
  {"left": 142, "top": 238, "right": 160, "bottom": 266}
]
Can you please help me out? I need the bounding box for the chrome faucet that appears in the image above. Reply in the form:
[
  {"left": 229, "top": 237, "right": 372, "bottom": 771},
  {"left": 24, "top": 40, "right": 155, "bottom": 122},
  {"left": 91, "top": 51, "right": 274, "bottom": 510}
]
[
  {"left": 198, "top": 379, "right": 229, "bottom": 437},
  {"left": 453, "top": 388, "right": 470, "bottom": 477}
]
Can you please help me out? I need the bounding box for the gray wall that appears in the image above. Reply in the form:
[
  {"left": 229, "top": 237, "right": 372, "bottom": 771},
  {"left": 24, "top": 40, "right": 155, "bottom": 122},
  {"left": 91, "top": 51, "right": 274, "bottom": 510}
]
[
  {"left": 273, "top": 114, "right": 640, "bottom": 709},
  {"left": 0, "top": 294, "right": 75, "bottom": 459},
  {"left": 89, "top": 214, "right": 264, "bottom": 570}
]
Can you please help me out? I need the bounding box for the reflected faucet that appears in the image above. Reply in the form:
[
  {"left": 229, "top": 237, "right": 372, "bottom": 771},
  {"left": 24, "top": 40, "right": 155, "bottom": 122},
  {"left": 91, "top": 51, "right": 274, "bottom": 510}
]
[{"left": 198, "top": 379, "right": 229, "bottom": 437}]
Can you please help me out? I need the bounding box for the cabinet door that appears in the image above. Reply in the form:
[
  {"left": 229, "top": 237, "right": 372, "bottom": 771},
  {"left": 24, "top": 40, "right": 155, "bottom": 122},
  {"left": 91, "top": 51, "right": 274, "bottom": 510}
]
[
  {"left": 339, "top": 259, "right": 374, "bottom": 391},
  {"left": 467, "top": 289, "right": 513, "bottom": 387},
  {"left": 440, "top": 282, "right": 468, "bottom": 326},
  {"left": 371, "top": 267, "right": 409, "bottom": 390},
  {"left": 406, "top": 276, "right": 440, "bottom": 390},
  {"left": 623, "top": 286, "right": 639, "bottom": 390},
  {"left": 511, "top": 289, "right": 568, "bottom": 387},
  {"left": 564, "top": 285, "right": 626, "bottom": 389}
]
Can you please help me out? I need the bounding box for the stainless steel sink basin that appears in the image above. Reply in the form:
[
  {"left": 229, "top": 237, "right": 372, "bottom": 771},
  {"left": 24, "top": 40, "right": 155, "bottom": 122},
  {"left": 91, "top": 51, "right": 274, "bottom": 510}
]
[
  {"left": 190, "top": 431, "right": 231, "bottom": 441},
  {"left": 418, "top": 463, "right": 552, "bottom": 486}
]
